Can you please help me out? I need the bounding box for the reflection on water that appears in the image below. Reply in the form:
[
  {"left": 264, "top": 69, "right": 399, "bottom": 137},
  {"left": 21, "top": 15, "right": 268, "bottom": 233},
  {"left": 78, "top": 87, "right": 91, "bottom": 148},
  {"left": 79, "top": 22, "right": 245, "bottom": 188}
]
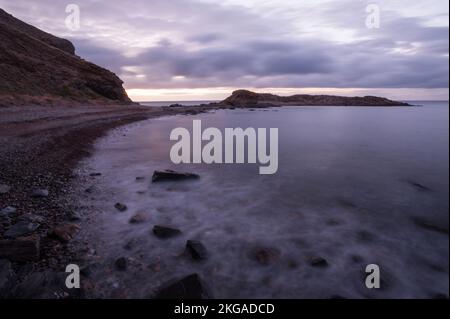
[{"left": 75, "top": 102, "right": 449, "bottom": 298}]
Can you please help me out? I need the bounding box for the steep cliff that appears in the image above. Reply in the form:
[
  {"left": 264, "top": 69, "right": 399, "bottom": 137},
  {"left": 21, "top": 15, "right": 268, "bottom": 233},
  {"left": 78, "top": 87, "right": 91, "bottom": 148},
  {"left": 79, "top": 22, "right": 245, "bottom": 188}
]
[{"left": 0, "top": 9, "right": 132, "bottom": 106}]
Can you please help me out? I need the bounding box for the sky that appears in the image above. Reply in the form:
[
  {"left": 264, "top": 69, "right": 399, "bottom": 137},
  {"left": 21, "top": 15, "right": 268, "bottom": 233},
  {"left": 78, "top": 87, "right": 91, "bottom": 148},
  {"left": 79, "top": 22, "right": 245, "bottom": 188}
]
[{"left": 0, "top": 0, "right": 448, "bottom": 101}]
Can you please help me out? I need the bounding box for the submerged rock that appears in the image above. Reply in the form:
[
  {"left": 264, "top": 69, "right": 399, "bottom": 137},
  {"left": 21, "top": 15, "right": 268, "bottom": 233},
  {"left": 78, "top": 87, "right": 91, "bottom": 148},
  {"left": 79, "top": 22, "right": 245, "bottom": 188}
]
[
  {"left": 407, "top": 181, "right": 433, "bottom": 192},
  {"left": 412, "top": 217, "right": 449, "bottom": 235},
  {"left": 152, "top": 170, "right": 199, "bottom": 182},
  {"left": 4, "top": 221, "right": 39, "bottom": 238},
  {"left": 249, "top": 247, "right": 281, "bottom": 266},
  {"left": 154, "top": 273, "right": 211, "bottom": 299},
  {"left": 309, "top": 257, "right": 329, "bottom": 267},
  {"left": 115, "top": 257, "right": 127, "bottom": 271},
  {"left": 185, "top": 240, "right": 207, "bottom": 261},
  {"left": 129, "top": 212, "right": 147, "bottom": 224},
  {"left": 152, "top": 225, "right": 181, "bottom": 239},
  {"left": 89, "top": 172, "right": 102, "bottom": 177},
  {"left": 114, "top": 202, "right": 127, "bottom": 212}
]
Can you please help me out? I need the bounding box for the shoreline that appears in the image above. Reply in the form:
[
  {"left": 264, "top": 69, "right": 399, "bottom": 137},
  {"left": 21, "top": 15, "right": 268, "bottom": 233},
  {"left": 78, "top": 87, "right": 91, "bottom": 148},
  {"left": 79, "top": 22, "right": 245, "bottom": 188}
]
[{"left": 0, "top": 104, "right": 218, "bottom": 298}]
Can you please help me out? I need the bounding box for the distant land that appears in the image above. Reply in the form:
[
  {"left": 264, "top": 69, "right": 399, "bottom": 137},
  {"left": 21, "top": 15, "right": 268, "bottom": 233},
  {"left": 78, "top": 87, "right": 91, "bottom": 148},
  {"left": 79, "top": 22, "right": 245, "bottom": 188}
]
[
  {"left": 218, "top": 90, "right": 411, "bottom": 107},
  {"left": 0, "top": 9, "right": 132, "bottom": 107}
]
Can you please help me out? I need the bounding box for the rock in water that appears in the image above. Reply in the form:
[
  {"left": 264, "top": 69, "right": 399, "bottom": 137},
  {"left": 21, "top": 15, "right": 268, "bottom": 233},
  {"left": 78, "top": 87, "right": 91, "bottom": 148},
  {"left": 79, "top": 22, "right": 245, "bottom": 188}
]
[
  {"left": 152, "top": 225, "right": 181, "bottom": 239},
  {"left": 129, "top": 212, "right": 147, "bottom": 224},
  {"left": 154, "top": 274, "right": 211, "bottom": 299},
  {"left": 114, "top": 202, "right": 127, "bottom": 212},
  {"left": 185, "top": 240, "right": 208, "bottom": 261},
  {"left": 310, "top": 257, "right": 329, "bottom": 267},
  {"left": 152, "top": 170, "right": 199, "bottom": 182},
  {"left": 249, "top": 247, "right": 281, "bottom": 266},
  {"left": 4, "top": 221, "right": 39, "bottom": 238},
  {"left": 0, "top": 237, "right": 40, "bottom": 261},
  {"left": 0, "top": 184, "right": 10, "bottom": 194},
  {"left": 115, "top": 257, "right": 128, "bottom": 271}
]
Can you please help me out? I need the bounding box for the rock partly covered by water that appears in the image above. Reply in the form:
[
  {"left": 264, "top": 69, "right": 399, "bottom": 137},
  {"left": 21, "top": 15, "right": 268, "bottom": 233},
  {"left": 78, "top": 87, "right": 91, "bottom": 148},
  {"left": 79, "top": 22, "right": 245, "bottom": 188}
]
[
  {"left": 154, "top": 274, "right": 212, "bottom": 299},
  {"left": 221, "top": 90, "right": 411, "bottom": 107},
  {"left": 0, "top": 8, "right": 132, "bottom": 106},
  {"left": 152, "top": 170, "right": 200, "bottom": 182}
]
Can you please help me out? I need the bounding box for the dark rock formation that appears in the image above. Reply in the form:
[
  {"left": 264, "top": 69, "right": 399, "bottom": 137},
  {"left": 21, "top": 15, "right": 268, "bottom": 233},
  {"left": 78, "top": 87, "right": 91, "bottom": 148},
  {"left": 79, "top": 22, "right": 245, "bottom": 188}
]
[
  {"left": 222, "top": 89, "right": 411, "bottom": 107},
  {"left": 0, "top": 9, "right": 132, "bottom": 106},
  {"left": 152, "top": 170, "right": 200, "bottom": 182},
  {"left": 185, "top": 240, "right": 208, "bottom": 261},
  {"left": 152, "top": 225, "right": 181, "bottom": 239},
  {"left": 154, "top": 273, "right": 212, "bottom": 299}
]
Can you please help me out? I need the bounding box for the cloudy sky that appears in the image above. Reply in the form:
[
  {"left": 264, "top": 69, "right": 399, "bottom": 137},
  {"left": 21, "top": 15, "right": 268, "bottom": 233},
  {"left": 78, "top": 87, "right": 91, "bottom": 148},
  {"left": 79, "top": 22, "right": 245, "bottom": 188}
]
[{"left": 1, "top": 0, "right": 448, "bottom": 101}]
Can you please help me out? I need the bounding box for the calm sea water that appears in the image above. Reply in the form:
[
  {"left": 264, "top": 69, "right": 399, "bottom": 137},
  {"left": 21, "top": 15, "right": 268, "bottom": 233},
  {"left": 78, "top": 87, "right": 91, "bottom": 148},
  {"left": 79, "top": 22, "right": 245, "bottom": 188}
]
[{"left": 76, "top": 101, "right": 449, "bottom": 298}]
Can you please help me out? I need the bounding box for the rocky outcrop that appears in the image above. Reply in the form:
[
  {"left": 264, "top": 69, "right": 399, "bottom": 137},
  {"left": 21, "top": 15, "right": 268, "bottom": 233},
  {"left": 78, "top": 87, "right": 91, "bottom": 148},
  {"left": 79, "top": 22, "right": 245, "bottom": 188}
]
[
  {"left": 222, "top": 89, "right": 411, "bottom": 107},
  {"left": 0, "top": 9, "right": 132, "bottom": 106}
]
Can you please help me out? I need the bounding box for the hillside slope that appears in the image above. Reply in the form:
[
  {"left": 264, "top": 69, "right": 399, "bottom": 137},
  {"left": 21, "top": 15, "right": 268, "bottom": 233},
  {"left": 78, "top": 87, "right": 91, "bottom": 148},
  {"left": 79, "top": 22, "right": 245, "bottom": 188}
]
[{"left": 0, "top": 9, "right": 132, "bottom": 106}]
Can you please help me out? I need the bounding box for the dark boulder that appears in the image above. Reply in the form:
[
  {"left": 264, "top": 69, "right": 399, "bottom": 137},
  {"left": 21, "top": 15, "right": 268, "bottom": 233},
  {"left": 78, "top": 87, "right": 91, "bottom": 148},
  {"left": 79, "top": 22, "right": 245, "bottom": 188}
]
[
  {"left": 152, "top": 225, "right": 181, "bottom": 239},
  {"left": 185, "top": 240, "right": 207, "bottom": 261},
  {"left": 154, "top": 273, "right": 211, "bottom": 299},
  {"left": 152, "top": 170, "right": 199, "bottom": 182}
]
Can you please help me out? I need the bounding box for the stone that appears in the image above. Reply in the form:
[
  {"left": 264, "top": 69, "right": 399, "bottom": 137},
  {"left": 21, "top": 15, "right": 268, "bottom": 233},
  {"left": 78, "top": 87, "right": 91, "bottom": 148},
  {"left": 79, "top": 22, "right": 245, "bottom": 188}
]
[
  {"left": 0, "top": 237, "right": 40, "bottom": 262},
  {"left": 50, "top": 223, "right": 80, "bottom": 242},
  {"left": 152, "top": 225, "right": 181, "bottom": 239},
  {"left": 135, "top": 176, "right": 145, "bottom": 181},
  {"left": 185, "top": 240, "right": 207, "bottom": 261},
  {"left": 152, "top": 170, "right": 199, "bottom": 182},
  {"left": 310, "top": 257, "right": 329, "bottom": 267},
  {"left": 89, "top": 172, "right": 102, "bottom": 177},
  {"left": 4, "top": 221, "right": 40, "bottom": 238},
  {"left": 407, "top": 180, "right": 433, "bottom": 192},
  {"left": 115, "top": 257, "right": 127, "bottom": 271},
  {"left": 129, "top": 212, "right": 147, "bottom": 224},
  {"left": 0, "top": 206, "right": 16, "bottom": 215},
  {"left": 154, "top": 274, "right": 211, "bottom": 299},
  {"left": 31, "top": 189, "right": 49, "bottom": 198},
  {"left": 114, "top": 202, "right": 127, "bottom": 212},
  {"left": 0, "top": 184, "right": 10, "bottom": 194},
  {"left": 249, "top": 247, "right": 281, "bottom": 266}
]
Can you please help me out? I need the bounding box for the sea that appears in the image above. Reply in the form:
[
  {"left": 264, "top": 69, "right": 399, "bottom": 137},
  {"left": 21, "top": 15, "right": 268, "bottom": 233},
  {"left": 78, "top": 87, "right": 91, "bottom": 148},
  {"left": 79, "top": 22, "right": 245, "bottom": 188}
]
[{"left": 75, "top": 101, "right": 449, "bottom": 298}]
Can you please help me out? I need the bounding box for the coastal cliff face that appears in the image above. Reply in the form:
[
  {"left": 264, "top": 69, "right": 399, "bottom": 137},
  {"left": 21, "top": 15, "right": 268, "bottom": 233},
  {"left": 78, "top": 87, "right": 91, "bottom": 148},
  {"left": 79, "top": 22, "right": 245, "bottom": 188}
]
[
  {"left": 222, "top": 90, "right": 411, "bottom": 107},
  {"left": 0, "top": 9, "right": 132, "bottom": 106}
]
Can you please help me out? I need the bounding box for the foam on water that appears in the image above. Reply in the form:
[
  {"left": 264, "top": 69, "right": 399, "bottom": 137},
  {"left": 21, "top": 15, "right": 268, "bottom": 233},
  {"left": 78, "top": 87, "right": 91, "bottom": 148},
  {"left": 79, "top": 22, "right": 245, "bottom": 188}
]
[{"left": 76, "top": 102, "right": 449, "bottom": 298}]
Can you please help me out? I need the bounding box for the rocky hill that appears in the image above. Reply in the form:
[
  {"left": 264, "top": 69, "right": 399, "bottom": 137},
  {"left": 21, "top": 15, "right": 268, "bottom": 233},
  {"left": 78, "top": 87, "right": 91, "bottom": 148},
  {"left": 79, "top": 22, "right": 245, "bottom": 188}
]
[
  {"left": 222, "top": 90, "right": 411, "bottom": 107},
  {"left": 0, "top": 9, "right": 132, "bottom": 106}
]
